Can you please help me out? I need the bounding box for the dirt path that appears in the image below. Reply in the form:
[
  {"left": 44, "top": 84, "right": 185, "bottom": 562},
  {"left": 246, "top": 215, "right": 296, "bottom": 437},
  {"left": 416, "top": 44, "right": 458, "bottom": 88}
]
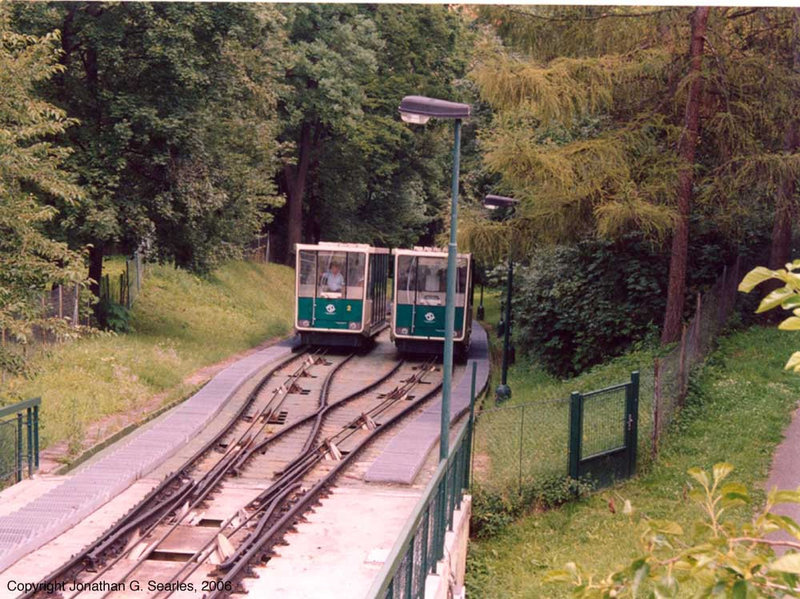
[{"left": 37, "top": 335, "right": 287, "bottom": 475}]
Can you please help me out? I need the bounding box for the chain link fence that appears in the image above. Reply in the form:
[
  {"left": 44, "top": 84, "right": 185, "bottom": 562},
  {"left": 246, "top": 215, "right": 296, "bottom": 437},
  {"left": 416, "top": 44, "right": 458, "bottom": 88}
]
[
  {"left": 246, "top": 233, "right": 270, "bottom": 264},
  {"left": 472, "top": 370, "right": 654, "bottom": 495},
  {"left": 651, "top": 254, "right": 762, "bottom": 455}
]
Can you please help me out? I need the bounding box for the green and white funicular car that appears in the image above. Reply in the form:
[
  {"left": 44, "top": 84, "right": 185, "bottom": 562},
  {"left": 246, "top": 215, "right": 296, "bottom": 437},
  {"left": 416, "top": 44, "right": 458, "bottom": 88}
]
[
  {"left": 391, "top": 247, "right": 473, "bottom": 357},
  {"left": 295, "top": 242, "right": 390, "bottom": 348}
]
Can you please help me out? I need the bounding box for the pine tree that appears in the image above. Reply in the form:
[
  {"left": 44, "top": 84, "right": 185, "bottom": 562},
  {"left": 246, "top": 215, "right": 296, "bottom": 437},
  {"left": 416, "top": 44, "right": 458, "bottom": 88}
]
[{"left": 469, "top": 6, "right": 800, "bottom": 343}]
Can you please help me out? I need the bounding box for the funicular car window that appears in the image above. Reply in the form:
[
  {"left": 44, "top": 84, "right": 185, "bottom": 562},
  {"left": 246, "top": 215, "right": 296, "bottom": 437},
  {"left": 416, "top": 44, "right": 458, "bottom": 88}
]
[
  {"left": 457, "top": 257, "right": 468, "bottom": 295},
  {"left": 298, "top": 250, "right": 317, "bottom": 297},
  {"left": 317, "top": 251, "right": 347, "bottom": 298},
  {"left": 397, "top": 255, "right": 417, "bottom": 304},
  {"left": 346, "top": 252, "right": 366, "bottom": 300}
]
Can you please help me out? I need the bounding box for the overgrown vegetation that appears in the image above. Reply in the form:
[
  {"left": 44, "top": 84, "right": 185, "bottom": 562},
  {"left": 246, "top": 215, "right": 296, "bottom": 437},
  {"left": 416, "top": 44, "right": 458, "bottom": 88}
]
[
  {"left": 3, "top": 261, "right": 294, "bottom": 454},
  {"left": 467, "top": 325, "right": 800, "bottom": 598},
  {"left": 511, "top": 232, "right": 749, "bottom": 376},
  {"left": 0, "top": 8, "right": 88, "bottom": 381},
  {"left": 464, "top": 6, "right": 799, "bottom": 348},
  {"left": 548, "top": 464, "right": 800, "bottom": 597}
]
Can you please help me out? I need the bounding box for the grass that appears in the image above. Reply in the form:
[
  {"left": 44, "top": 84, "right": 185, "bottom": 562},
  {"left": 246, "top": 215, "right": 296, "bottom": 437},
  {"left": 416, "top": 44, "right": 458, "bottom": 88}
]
[
  {"left": 3, "top": 260, "right": 295, "bottom": 454},
  {"left": 466, "top": 325, "right": 800, "bottom": 598},
  {"left": 472, "top": 287, "right": 657, "bottom": 493}
]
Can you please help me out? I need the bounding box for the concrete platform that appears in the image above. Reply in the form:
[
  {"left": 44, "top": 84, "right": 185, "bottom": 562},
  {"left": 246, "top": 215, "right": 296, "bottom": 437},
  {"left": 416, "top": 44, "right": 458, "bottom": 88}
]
[
  {"left": 0, "top": 337, "right": 298, "bottom": 575},
  {"left": 244, "top": 486, "right": 423, "bottom": 598},
  {"left": 364, "top": 324, "right": 489, "bottom": 484}
]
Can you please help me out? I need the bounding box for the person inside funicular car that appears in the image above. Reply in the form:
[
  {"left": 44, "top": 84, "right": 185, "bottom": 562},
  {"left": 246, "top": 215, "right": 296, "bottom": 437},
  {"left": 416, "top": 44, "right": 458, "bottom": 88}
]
[{"left": 321, "top": 262, "right": 345, "bottom": 293}]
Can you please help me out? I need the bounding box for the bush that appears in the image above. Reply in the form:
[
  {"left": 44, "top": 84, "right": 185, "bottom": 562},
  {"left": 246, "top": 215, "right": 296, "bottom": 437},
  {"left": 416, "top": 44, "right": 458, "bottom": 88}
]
[
  {"left": 95, "top": 299, "right": 132, "bottom": 333},
  {"left": 512, "top": 229, "right": 747, "bottom": 377},
  {"left": 471, "top": 475, "right": 594, "bottom": 538}
]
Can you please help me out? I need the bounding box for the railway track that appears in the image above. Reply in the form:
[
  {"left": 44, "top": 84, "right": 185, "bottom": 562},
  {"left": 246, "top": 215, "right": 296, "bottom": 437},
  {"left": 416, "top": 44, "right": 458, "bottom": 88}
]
[{"left": 23, "top": 346, "right": 445, "bottom": 599}]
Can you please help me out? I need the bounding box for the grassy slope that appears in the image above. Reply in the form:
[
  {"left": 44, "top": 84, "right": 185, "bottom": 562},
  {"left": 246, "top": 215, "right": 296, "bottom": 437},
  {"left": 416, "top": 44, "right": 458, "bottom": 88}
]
[
  {"left": 8, "top": 261, "right": 295, "bottom": 451},
  {"left": 467, "top": 325, "right": 800, "bottom": 598}
]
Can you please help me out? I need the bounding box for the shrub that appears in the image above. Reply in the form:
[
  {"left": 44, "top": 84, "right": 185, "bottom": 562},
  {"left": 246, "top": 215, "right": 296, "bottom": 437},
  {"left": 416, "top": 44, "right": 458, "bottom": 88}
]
[
  {"left": 547, "top": 464, "right": 800, "bottom": 598},
  {"left": 471, "top": 475, "right": 594, "bottom": 538},
  {"left": 512, "top": 229, "right": 746, "bottom": 377}
]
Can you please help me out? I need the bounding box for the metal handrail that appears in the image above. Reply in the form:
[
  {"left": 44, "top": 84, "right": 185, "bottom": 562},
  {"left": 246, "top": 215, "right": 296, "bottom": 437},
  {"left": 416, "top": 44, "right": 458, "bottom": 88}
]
[
  {"left": 0, "top": 397, "right": 41, "bottom": 483},
  {"left": 0, "top": 397, "right": 40, "bottom": 420},
  {"left": 366, "top": 420, "right": 471, "bottom": 599}
]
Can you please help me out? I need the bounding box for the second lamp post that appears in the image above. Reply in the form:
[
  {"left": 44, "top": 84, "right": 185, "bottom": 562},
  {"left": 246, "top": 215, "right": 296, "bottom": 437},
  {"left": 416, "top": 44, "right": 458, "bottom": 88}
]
[{"left": 483, "top": 194, "right": 519, "bottom": 403}]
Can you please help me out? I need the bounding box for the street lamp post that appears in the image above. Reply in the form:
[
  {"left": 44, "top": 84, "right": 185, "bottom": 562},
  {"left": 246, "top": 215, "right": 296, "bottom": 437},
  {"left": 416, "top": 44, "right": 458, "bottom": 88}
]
[
  {"left": 399, "top": 95, "right": 471, "bottom": 461},
  {"left": 483, "top": 194, "right": 519, "bottom": 403}
]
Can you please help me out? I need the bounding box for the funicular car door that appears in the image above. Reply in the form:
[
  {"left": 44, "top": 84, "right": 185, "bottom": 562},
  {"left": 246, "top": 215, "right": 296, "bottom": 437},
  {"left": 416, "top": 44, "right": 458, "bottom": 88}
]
[
  {"left": 313, "top": 251, "right": 365, "bottom": 330},
  {"left": 412, "top": 257, "right": 447, "bottom": 337}
]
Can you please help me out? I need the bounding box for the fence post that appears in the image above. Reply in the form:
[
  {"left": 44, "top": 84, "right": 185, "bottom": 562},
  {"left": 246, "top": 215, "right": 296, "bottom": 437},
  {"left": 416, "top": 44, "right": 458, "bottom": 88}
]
[
  {"left": 568, "top": 391, "right": 582, "bottom": 479},
  {"left": 16, "top": 412, "right": 23, "bottom": 483},
  {"left": 626, "top": 371, "right": 640, "bottom": 477},
  {"left": 33, "top": 402, "right": 39, "bottom": 469},
  {"left": 73, "top": 284, "right": 79, "bottom": 327},
  {"left": 652, "top": 359, "right": 661, "bottom": 459},
  {"left": 678, "top": 323, "right": 688, "bottom": 400},
  {"left": 518, "top": 403, "right": 525, "bottom": 496},
  {"left": 125, "top": 259, "right": 131, "bottom": 308},
  {"left": 26, "top": 407, "right": 33, "bottom": 477},
  {"left": 467, "top": 361, "right": 477, "bottom": 489}
]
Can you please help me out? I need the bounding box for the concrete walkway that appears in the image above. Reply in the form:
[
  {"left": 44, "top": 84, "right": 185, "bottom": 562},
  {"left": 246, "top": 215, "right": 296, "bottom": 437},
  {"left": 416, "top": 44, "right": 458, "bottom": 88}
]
[{"left": 765, "top": 401, "right": 800, "bottom": 552}]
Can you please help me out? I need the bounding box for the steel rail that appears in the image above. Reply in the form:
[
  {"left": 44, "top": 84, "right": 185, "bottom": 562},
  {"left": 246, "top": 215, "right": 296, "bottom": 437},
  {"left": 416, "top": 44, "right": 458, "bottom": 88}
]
[
  {"left": 19, "top": 348, "right": 311, "bottom": 599},
  {"left": 207, "top": 377, "right": 445, "bottom": 599},
  {"left": 157, "top": 360, "right": 413, "bottom": 598},
  {"left": 83, "top": 353, "right": 348, "bottom": 599}
]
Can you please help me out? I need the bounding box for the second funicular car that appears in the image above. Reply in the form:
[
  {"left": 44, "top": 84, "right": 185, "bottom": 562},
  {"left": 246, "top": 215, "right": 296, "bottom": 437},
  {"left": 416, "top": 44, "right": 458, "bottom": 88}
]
[{"left": 391, "top": 247, "right": 473, "bottom": 358}]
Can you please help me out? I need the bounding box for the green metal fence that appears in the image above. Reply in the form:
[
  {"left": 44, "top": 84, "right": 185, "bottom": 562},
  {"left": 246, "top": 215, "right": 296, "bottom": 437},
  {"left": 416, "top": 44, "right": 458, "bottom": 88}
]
[
  {"left": 367, "top": 364, "right": 477, "bottom": 599},
  {"left": 472, "top": 371, "right": 649, "bottom": 494},
  {"left": 0, "top": 397, "right": 40, "bottom": 486},
  {"left": 568, "top": 372, "right": 639, "bottom": 487}
]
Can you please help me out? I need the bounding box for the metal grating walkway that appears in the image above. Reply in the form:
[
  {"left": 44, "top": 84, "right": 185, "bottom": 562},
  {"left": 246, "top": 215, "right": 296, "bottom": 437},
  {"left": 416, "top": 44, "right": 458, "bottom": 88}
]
[
  {"left": 0, "top": 338, "right": 297, "bottom": 573},
  {"left": 364, "top": 324, "right": 489, "bottom": 484}
]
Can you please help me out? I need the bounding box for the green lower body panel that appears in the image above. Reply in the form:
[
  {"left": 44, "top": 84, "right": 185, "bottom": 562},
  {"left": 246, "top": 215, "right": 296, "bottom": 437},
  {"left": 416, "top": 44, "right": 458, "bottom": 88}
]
[
  {"left": 297, "top": 297, "right": 363, "bottom": 331},
  {"left": 394, "top": 304, "right": 465, "bottom": 339}
]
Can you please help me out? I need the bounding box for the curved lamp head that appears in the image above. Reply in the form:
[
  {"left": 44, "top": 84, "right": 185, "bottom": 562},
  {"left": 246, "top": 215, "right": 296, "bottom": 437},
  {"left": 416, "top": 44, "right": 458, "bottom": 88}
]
[
  {"left": 483, "top": 194, "right": 519, "bottom": 210},
  {"left": 399, "top": 95, "right": 471, "bottom": 125}
]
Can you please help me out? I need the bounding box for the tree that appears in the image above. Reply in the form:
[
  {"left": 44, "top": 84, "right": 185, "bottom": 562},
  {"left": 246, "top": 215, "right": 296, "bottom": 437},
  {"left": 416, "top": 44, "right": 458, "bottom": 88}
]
[
  {"left": 661, "top": 7, "right": 709, "bottom": 343},
  {"left": 470, "top": 7, "right": 800, "bottom": 346},
  {"left": 275, "top": 4, "right": 381, "bottom": 261},
  {"left": 0, "top": 7, "right": 86, "bottom": 380},
  {"left": 271, "top": 5, "right": 472, "bottom": 258},
  {"left": 769, "top": 9, "right": 800, "bottom": 271},
  {"left": 13, "top": 2, "right": 286, "bottom": 277}
]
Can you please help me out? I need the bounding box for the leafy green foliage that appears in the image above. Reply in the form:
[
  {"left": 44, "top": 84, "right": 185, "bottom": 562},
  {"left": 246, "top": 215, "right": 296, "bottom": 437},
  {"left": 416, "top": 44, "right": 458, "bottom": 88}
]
[
  {"left": 472, "top": 476, "right": 595, "bottom": 539},
  {"left": 0, "top": 7, "right": 87, "bottom": 383},
  {"left": 547, "top": 464, "right": 800, "bottom": 598},
  {"left": 512, "top": 231, "right": 741, "bottom": 377},
  {"left": 12, "top": 3, "right": 286, "bottom": 272},
  {"left": 739, "top": 259, "right": 800, "bottom": 372},
  {"left": 272, "top": 5, "right": 473, "bottom": 255},
  {"left": 95, "top": 299, "right": 131, "bottom": 333}
]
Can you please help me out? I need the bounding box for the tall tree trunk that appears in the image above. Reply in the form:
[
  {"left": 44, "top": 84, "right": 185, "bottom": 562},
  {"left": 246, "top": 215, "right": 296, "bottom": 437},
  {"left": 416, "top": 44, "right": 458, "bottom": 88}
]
[
  {"left": 284, "top": 122, "right": 313, "bottom": 265},
  {"left": 88, "top": 243, "right": 104, "bottom": 299},
  {"left": 769, "top": 7, "right": 800, "bottom": 270},
  {"left": 661, "top": 7, "right": 710, "bottom": 344}
]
